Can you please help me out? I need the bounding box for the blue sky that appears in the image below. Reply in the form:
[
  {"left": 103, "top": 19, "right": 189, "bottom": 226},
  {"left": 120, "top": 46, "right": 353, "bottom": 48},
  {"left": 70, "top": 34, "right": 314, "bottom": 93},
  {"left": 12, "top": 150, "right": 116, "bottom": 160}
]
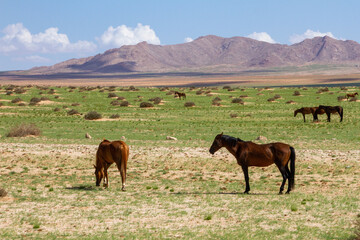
[{"left": 1, "top": 0, "right": 360, "bottom": 71}]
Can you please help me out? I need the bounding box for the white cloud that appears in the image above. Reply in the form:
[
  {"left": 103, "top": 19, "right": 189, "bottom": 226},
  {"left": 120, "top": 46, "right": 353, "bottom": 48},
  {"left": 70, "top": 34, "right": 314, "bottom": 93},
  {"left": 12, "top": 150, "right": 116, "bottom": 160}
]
[
  {"left": 0, "top": 23, "right": 97, "bottom": 54},
  {"left": 247, "top": 32, "right": 276, "bottom": 44},
  {"left": 14, "top": 55, "right": 51, "bottom": 63},
  {"left": 99, "top": 23, "right": 160, "bottom": 48},
  {"left": 184, "top": 37, "right": 193, "bottom": 43},
  {"left": 289, "top": 29, "right": 336, "bottom": 44}
]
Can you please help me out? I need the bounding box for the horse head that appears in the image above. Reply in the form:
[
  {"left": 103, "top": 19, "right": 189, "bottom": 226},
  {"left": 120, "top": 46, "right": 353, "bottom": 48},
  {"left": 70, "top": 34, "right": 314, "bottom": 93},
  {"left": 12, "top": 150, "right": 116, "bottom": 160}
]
[
  {"left": 209, "top": 132, "right": 223, "bottom": 154},
  {"left": 94, "top": 165, "right": 103, "bottom": 186}
]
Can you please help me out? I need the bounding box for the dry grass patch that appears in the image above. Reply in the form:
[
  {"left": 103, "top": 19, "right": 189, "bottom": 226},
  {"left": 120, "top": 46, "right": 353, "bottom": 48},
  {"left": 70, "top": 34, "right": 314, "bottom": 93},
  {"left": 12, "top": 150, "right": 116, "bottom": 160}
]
[{"left": 6, "top": 123, "right": 41, "bottom": 137}]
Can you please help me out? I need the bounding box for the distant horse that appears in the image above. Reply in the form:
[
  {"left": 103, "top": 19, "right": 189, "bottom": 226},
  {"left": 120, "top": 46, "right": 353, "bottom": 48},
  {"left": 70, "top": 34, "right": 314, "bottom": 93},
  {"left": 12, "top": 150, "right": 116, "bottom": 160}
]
[
  {"left": 94, "top": 139, "right": 129, "bottom": 190},
  {"left": 315, "top": 105, "right": 343, "bottom": 122},
  {"left": 294, "top": 107, "right": 325, "bottom": 122},
  {"left": 174, "top": 91, "right": 186, "bottom": 100},
  {"left": 346, "top": 92, "right": 358, "bottom": 100},
  {"left": 209, "top": 133, "right": 295, "bottom": 194}
]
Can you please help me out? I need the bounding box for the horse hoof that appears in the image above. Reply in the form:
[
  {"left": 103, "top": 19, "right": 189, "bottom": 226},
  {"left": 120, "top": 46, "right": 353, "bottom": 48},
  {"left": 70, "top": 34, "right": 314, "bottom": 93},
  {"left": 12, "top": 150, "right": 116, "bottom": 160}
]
[
  {"left": 285, "top": 191, "right": 290, "bottom": 194},
  {"left": 279, "top": 192, "right": 283, "bottom": 195},
  {"left": 243, "top": 191, "right": 249, "bottom": 194}
]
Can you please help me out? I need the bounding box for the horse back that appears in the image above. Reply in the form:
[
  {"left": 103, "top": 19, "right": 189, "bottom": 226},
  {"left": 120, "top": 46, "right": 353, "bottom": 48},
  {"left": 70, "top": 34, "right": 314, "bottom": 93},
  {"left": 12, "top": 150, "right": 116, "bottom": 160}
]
[
  {"left": 109, "top": 141, "right": 129, "bottom": 163},
  {"left": 238, "top": 141, "right": 291, "bottom": 167}
]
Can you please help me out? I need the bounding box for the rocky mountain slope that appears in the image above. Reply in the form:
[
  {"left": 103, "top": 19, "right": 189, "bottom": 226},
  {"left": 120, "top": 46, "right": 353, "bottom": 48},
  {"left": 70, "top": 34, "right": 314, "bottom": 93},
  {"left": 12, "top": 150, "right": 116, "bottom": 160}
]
[{"left": 29, "top": 35, "right": 360, "bottom": 74}]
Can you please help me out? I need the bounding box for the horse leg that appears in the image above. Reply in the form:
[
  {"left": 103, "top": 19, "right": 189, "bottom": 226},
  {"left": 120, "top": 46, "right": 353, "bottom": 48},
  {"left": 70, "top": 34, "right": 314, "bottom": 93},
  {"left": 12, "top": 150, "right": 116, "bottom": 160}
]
[
  {"left": 302, "top": 113, "right": 306, "bottom": 122},
  {"left": 116, "top": 162, "right": 126, "bottom": 191},
  {"left": 241, "top": 165, "right": 250, "bottom": 194},
  {"left": 326, "top": 112, "right": 331, "bottom": 122},
  {"left": 277, "top": 166, "right": 288, "bottom": 194},
  {"left": 103, "top": 163, "right": 110, "bottom": 188}
]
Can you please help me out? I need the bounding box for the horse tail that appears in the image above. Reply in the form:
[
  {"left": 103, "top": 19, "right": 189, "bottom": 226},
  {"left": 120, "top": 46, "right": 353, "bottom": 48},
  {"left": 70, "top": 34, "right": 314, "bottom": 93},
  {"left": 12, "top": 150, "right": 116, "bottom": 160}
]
[
  {"left": 119, "top": 141, "right": 129, "bottom": 191},
  {"left": 339, "top": 107, "right": 343, "bottom": 122},
  {"left": 289, "top": 146, "right": 296, "bottom": 189}
]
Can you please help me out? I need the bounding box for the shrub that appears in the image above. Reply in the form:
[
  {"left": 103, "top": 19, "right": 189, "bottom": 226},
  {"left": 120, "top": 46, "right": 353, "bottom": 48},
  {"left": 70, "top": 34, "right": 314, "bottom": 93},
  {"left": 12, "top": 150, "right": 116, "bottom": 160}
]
[
  {"left": 231, "top": 98, "right": 244, "bottom": 104},
  {"left": 40, "top": 97, "right": 50, "bottom": 101},
  {"left": 149, "top": 97, "right": 162, "bottom": 105},
  {"left": 0, "top": 188, "right": 7, "bottom": 197},
  {"left": 110, "top": 114, "right": 120, "bottom": 119},
  {"left": 11, "top": 97, "right": 22, "bottom": 104},
  {"left": 337, "top": 96, "right": 346, "bottom": 102},
  {"left": 30, "top": 97, "right": 41, "bottom": 104},
  {"left": 140, "top": 102, "right": 154, "bottom": 108},
  {"left": 0, "top": 102, "right": 3, "bottom": 107},
  {"left": 120, "top": 101, "right": 129, "bottom": 107},
  {"left": 6, "top": 123, "right": 41, "bottom": 137},
  {"left": 54, "top": 107, "right": 61, "bottom": 112},
  {"left": 230, "top": 113, "right": 238, "bottom": 118},
  {"left": 267, "top": 97, "right": 276, "bottom": 102},
  {"left": 212, "top": 97, "right": 222, "bottom": 106},
  {"left": 274, "top": 94, "right": 281, "bottom": 99},
  {"left": 117, "top": 96, "right": 126, "bottom": 100},
  {"left": 14, "top": 88, "right": 26, "bottom": 94},
  {"left": 108, "top": 93, "right": 118, "bottom": 98},
  {"left": 67, "top": 109, "right": 79, "bottom": 115},
  {"left": 184, "top": 102, "right": 195, "bottom": 107},
  {"left": 84, "top": 111, "right": 102, "bottom": 120},
  {"left": 293, "top": 91, "right": 301, "bottom": 96},
  {"left": 110, "top": 100, "right": 120, "bottom": 106}
]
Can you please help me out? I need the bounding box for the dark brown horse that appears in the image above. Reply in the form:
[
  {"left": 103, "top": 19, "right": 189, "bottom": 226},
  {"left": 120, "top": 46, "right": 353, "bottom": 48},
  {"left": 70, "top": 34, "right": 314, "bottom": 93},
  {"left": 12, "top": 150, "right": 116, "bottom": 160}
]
[
  {"left": 315, "top": 105, "right": 343, "bottom": 122},
  {"left": 174, "top": 91, "right": 186, "bottom": 100},
  {"left": 294, "top": 107, "right": 325, "bottom": 122},
  {"left": 346, "top": 92, "right": 358, "bottom": 100},
  {"left": 94, "top": 139, "right": 129, "bottom": 190},
  {"left": 209, "top": 133, "right": 295, "bottom": 194}
]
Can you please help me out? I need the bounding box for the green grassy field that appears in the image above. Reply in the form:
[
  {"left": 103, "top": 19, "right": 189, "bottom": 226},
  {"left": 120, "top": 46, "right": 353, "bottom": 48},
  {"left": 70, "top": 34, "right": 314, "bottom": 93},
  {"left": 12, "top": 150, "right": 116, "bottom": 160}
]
[{"left": 0, "top": 84, "right": 359, "bottom": 239}]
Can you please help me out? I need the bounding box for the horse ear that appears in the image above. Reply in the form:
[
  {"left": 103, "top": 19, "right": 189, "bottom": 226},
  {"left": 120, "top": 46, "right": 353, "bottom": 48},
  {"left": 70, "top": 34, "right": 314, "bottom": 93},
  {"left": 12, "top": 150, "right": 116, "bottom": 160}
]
[
  {"left": 93, "top": 164, "right": 96, "bottom": 169},
  {"left": 220, "top": 132, "right": 223, "bottom": 136}
]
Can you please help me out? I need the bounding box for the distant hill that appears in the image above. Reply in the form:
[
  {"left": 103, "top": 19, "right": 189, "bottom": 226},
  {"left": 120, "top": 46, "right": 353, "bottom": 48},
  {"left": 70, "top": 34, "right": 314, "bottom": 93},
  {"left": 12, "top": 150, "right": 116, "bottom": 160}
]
[{"left": 27, "top": 35, "right": 360, "bottom": 74}]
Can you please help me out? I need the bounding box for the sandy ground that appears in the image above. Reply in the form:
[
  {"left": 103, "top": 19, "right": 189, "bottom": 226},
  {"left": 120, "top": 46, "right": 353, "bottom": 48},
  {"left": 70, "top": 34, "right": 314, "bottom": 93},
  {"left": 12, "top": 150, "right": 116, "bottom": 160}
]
[
  {"left": 0, "top": 143, "right": 359, "bottom": 238},
  {"left": 1, "top": 73, "right": 360, "bottom": 87}
]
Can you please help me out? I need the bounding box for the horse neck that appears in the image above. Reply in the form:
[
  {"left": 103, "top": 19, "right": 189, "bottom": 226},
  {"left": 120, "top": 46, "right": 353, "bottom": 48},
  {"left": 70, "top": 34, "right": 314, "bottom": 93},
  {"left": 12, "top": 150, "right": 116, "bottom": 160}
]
[
  {"left": 222, "top": 136, "right": 242, "bottom": 157},
  {"left": 95, "top": 155, "right": 104, "bottom": 170}
]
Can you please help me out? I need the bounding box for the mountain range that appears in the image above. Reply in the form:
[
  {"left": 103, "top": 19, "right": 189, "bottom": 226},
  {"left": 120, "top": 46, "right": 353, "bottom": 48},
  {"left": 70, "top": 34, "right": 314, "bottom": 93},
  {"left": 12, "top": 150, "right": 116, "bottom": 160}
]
[{"left": 28, "top": 35, "right": 360, "bottom": 74}]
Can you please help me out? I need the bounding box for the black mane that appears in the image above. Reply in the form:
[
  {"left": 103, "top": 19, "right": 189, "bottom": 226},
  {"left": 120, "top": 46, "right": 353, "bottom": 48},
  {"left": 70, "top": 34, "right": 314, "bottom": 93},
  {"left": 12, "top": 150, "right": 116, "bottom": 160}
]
[{"left": 221, "top": 135, "right": 244, "bottom": 147}]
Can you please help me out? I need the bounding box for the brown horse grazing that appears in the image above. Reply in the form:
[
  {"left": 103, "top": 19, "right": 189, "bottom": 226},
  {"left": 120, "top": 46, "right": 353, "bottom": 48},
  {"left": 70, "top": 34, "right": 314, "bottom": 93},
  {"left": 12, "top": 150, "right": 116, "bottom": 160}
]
[
  {"left": 209, "top": 133, "right": 295, "bottom": 194},
  {"left": 294, "top": 107, "right": 325, "bottom": 122},
  {"left": 174, "top": 91, "right": 186, "bottom": 100},
  {"left": 346, "top": 92, "right": 358, "bottom": 100},
  {"left": 94, "top": 139, "right": 129, "bottom": 190},
  {"left": 315, "top": 105, "right": 343, "bottom": 122}
]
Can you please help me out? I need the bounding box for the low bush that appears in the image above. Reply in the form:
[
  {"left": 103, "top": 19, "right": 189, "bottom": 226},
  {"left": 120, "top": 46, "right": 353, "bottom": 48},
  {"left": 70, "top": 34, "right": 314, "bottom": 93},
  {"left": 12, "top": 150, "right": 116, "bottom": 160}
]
[
  {"left": 338, "top": 96, "right": 346, "bottom": 101},
  {"left": 184, "top": 102, "right": 195, "bottom": 107},
  {"left": 231, "top": 98, "right": 244, "bottom": 104},
  {"left": 149, "top": 97, "right": 162, "bottom": 105},
  {"left": 30, "top": 97, "right": 41, "bottom": 104},
  {"left": 120, "top": 101, "right": 129, "bottom": 107},
  {"left": 140, "top": 102, "right": 154, "bottom": 108},
  {"left": 108, "top": 93, "right": 118, "bottom": 98},
  {"left": 11, "top": 97, "right": 22, "bottom": 103},
  {"left": 293, "top": 91, "right": 301, "bottom": 96},
  {"left": 67, "top": 109, "right": 79, "bottom": 115},
  {"left": 84, "top": 111, "right": 102, "bottom": 120},
  {"left": 6, "top": 123, "right": 41, "bottom": 137},
  {"left": 110, "top": 114, "right": 120, "bottom": 119}
]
